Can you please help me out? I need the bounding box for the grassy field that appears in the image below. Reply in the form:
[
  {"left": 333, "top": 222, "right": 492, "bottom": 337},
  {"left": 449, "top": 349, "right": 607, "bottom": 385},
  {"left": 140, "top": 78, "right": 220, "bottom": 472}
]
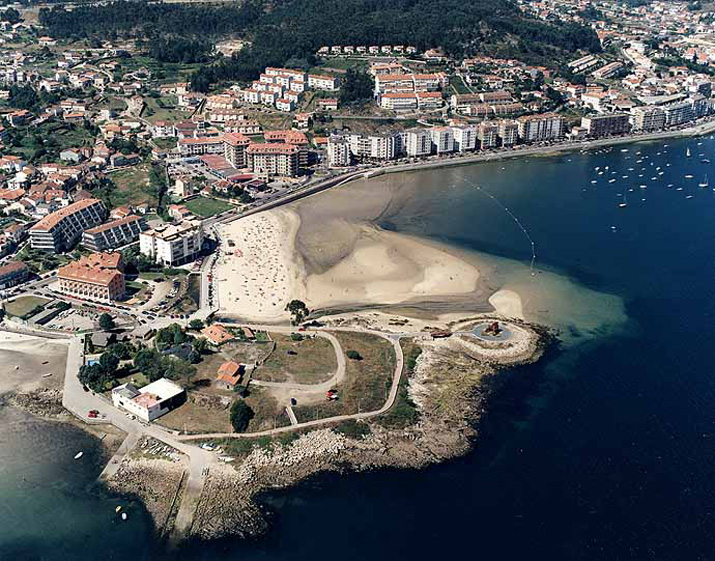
[
  {"left": 153, "top": 137, "right": 177, "bottom": 150},
  {"left": 253, "top": 333, "right": 337, "bottom": 384},
  {"left": 168, "top": 274, "right": 200, "bottom": 315},
  {"left": 109, "top": 163, "right": 154, "bottom": 206},
  {"left": 375, "top": 340, "right": 421, "bottom": 429},
  {"left": 183, "top": 197, "right": 234, "bottom": 218},
  {"left": 143, "top": 95, "right": 185, "bottom": 124},
  {"left": 244, "top": 386, "right": 291, "bottom": 432},
  {"left": 293, "top": 332, "right": 395, "bottom": 422},
  {"left": 158, "top": 400, "right": 233, "bottom": 434},
  {"left": 4, "top": 295, "right": 51, "bottom": 319}
]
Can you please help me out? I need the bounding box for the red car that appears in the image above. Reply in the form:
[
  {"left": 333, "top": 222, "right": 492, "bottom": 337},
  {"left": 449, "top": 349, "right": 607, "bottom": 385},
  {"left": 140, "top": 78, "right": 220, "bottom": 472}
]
[{"left": 88, "top": 410, "right": 99, "bottom": 418}]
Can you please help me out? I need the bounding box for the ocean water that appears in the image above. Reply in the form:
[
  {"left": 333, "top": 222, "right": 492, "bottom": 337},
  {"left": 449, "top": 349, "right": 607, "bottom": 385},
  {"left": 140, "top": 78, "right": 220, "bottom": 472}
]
[{"left": 4, "top": 137, "right": 715, "bottom": 559}]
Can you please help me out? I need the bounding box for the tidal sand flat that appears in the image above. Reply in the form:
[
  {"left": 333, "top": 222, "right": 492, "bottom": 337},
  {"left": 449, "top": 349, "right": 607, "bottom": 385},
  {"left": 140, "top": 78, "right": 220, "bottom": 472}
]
[{"left": 0, "top": 332, "right": 68, "bottom": 394}]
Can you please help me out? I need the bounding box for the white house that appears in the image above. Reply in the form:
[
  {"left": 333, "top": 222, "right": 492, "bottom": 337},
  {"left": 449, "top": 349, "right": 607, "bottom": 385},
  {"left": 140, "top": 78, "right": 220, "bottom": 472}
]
[{"left": 111, "top": 378, "right": 186, "bottom": 422}]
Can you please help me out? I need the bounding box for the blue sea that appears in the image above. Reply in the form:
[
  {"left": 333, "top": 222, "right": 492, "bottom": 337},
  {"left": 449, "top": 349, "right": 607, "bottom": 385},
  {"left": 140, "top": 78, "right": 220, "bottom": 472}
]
[{"left": 3, "top": 136, "right": 715, "bottom": 560}]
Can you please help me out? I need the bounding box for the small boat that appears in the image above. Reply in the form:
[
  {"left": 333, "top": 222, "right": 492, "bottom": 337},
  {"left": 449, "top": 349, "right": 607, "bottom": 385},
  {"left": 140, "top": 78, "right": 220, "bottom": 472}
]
[
  {"left": 699, "top": 174, "right": 709, "bottom": 188},
  {"left": 121, "top": 512, "right": 128, "bottom": 521},
  {"left": 591, "top": 180, "right": 597, "bottom": 184},
  {"left": 619, "top": 192, "right": 628, "bottom": 208},
  {"left": 74, "top": 452, "right": 83, "bottom": 460},
  {"left": 676, "top": 187, "right": 684, "bottom": 191},
  {"left": 621, "top": 148, "right": 629, "bottom": 152},
  {"left": 702, "top": 159, "right": 711, "bottom": 164},
  {"left": 685, "top": 174, "right": 694, "bottom": 179},
  {"left": 667, "top": 184, "right": 674, "bottom": 188},
  {"left": 640, "top": 185, "right": 647, "bottom": 189},
  {"left": 609, "top": 179, "right": 616, "bottom": 183},
  {"left": 42, "top": 373, "right": 52, "bottom": 378},
  {"left": 686, "top": 147, "right": 692, "bottom": 157},
  {"left": 14, "top": 365, "right": 19, "bottom": 370},
  {"left": 115, "top": 506, "right": 122, "bottom": 513},
  {"left": 686, "top": 195, "right": 694, "bottom": 199}
]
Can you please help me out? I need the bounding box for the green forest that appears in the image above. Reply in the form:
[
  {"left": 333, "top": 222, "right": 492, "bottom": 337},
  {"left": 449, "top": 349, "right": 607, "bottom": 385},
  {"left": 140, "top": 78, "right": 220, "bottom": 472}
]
[{"left": 39, "top": 0, "right": 601, "bottom": 91}]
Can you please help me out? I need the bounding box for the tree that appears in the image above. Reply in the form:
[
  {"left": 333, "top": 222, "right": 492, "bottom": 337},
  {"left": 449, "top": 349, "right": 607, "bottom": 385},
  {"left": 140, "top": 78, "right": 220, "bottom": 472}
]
[
  {"left": 339, "top": 69, "right": 374, "bottom": 105},
  {"left": 98, "top": 313, "right": 115, "bottom": 331},
  {"left": 193, "top": 337, "right": 209, "bottom": 355},
  {"left": 346, "top": 350, "right": 363, "bottom": 361},
  {"left": 286, "top": 299, "right": 309, "bottom": 325},
  {"left": 189, "top": 318, "right": 204, "bottom": 330},
  {"left": 230, "top": 399, "right": 254, "bottom": 432},
  {"left": 99, "top": 351, "right": 120, "bottom": 373}
]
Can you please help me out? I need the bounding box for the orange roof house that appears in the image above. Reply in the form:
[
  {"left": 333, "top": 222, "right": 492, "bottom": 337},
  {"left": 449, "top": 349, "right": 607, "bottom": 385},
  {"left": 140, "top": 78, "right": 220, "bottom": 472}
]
[{"left": 201, "top": 324, "right": 235, "bottom": 346}]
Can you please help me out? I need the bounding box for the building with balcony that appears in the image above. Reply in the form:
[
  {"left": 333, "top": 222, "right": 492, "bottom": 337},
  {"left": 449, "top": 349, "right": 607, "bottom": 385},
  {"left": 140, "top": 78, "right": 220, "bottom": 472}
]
[
  {"left": 139, "top": 220, "right": 203, "bottom": 267},
  {"left": 29, "top": 198, "right": 107, "bottom": 252}
]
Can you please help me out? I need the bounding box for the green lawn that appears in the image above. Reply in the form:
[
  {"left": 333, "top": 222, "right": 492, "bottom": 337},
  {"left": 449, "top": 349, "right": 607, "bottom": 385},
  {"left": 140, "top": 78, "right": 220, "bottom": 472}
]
[
  {"left": 184, "top": 197, "right": 233, "bottom": 218},
  {"left": 4, "top": 296, "right": 51, "bottom": 319},
  {"left": 153, "top": 137, "right": 177, "bottom": 150},
  {"left": 109, "top": 163, "right": 154, "bottom": 206},
  {"left": 143, "top": 95, "right": 185, "bottom": 124}
]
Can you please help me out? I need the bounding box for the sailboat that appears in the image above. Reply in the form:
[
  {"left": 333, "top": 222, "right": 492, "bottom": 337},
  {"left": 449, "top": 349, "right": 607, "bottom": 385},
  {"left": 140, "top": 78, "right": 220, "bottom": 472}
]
[
  {"left": 699, "top": 174, "right": 709, "bottom": 188},
  {"left": 619, "top": 192, "right": 628, "bottom": 208},
  {"left": 686, "top": 147, "right": 692, "bottom": 157}
]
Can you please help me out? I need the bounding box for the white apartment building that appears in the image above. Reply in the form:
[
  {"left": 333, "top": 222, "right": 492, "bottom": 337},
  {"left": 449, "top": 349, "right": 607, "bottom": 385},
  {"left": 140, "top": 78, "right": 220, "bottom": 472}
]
[
  {"left": 327, "top": 137, "right": 351, "bottom": 167},
  {"left": 308, "top": 74, "right": 339, "bottom": 90},
  {"left": 452, "top": 125, "right": 477, "bottom": 152},
  {"left": 663, "top": 100, "right": 694, "bottom": 127},
  {"left": 630, "top": 106, "right": 666, "bottom": 132},
  {"left": 139, "top": 220, "right": 204, "bottom": 267},
  {"left": 517, "top": 113, "right": 564, "bottom": 143},
  {"left": 497, "top": 120, "right": 519, "bottom": 146},
  {"left": 369, "top": 133, "right": 401, "bottom": 160},
  {"left": 405, "top": 129, "right": 433, "bottom": 157},
  {"left": 430, "top": 127, "right": 454, "bottom": 154}
]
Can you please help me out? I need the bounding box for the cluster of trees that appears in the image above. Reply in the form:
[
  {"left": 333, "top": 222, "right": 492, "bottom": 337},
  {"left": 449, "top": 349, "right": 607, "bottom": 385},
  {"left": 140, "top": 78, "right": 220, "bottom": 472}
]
[
  {"left": 133, "top": 347, "right": 197, "bottom": 382},
  {"left": 154, "top": 323, "right": 209, "bottom": 363},
  {"left": 78, "top": 342, "right": 134, "bottom": 391},
  {"left": 38, "top": 0, "right": 263, "bottom": 40},
  {"left": 211, "top": 184, "right": 254, "bottom": 204},
  {"left": 39, "top": 0, "right": 601, "bottom": 93},
  {"left": 146, "top": 36, "right": 214, "bottom": 64},
  {"left": 286, "top": 299, "right": 309, "bottom": 325},
  {"left": 339, "top": 69, "right": 374, "bottom": 105},
  {"left": 230, "top": 399, "right": 254, "bottom": 432}
]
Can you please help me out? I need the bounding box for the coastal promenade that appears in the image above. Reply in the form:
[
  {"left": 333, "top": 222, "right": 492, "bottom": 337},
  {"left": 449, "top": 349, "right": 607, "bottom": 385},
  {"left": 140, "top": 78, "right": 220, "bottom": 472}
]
[{"left": 212, "top": 116, "right": 715, "bottom": 228}]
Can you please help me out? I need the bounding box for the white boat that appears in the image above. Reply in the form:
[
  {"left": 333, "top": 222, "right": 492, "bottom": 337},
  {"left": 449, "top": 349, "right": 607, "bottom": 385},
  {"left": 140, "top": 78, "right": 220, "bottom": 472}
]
[
  {"left": 609, "top": 179, "right": 616, "bottom": 183},
  {"left": 619, "top": 192, "right": 628, "bottom": 208},
  {"left": 686, "top": 147, "right": 691, "bottom": 157},
  {"left": 676, "top": 187, "right": 684, "bottom": 191},
  {"left": 686, "top": 195, "right": 694, "bottom": 199},
  {"left": 667, "top": 184, "right": 674, "bottom": 188},
  {"left": 640, "top": 185, "right": 647, "bottom": 189},
  {"left": 685, "top": 174, "right": 694, "bottom": 179},
  {"left": 121, "top": 512, "right": 128, "bottom": 521},
  {"left": 115, "top": 506, "right": 122, "bottom": 513},
  {"left": 591, "top": 180, "right": 597, "bottom": 184},
  {"left": 42, "top": 373, "right": 52, "bottom": 378},
  {"left": 699, "top": 174, "right": 709, "bottom": 188},
  {"left": 74, "top": 452, "right": 83, "bottom": 460}
]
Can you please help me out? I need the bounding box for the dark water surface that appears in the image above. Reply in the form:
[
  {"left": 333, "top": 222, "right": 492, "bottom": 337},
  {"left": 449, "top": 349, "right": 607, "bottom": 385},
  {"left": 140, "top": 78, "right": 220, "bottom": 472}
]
[{"left": 4, "top": 137, "right": 715, "bottom": 560}]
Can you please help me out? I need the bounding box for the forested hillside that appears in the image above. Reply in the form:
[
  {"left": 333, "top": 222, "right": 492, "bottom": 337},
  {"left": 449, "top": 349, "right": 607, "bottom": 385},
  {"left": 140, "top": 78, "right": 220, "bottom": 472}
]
[{"left": 38, "top": 0, "right": 601, "bottom": 91}]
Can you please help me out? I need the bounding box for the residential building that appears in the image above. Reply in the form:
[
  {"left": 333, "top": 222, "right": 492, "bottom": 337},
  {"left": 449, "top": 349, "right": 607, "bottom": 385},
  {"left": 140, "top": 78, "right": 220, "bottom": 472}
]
[
  {"left": 630, "top": 106, "right": 666, "bottom": 132},
  {"left": 477, "top": 122, "right": 499, "bottom": 149},
  {"left": 581, "top": 113, "right": 631, "bottom": 138},
  {"left": 223, "top": 132, "right": 251, "bottom": 168},
  {"left": 111, "top": 378, "right": 186, "bottom": 422},
  {"left": 368, "top": 133, "right": 402, "bottom": 160},
  {"left": 215, "top": 360, "right": 247, "bottom": 390},
  {"left": 246, "top": 143, "right": 300, "bottom": 177},
  {"left": 139, "top": 220, "right": 204, "bottom": 266},
  {"left": 0, "top": 261, "right": 29, "bottom": 289},
  {"left": 380, "top": 92, "right": 418, "bottom": 111},
  {"left": 516, "top": 113, "right": 565, "bottom": 142},
  {"left": 178, "top": 136, "right": 225, "bottom": 157},
  {"left": 405, "top": 129, "right": 433, "bottom": 157},
  {"left": 452, "top": 125, "right": 478, "bottom": 152},
  {"left": 430, "top": 127, "right": 454, "bottom": 154},
  {"left": 663, "top": 100, "right": 694, "bottom": 127},
  {"left": 82, "top": 215, "right": 148, "bottom": 252},
  {"left": 57, "top": 252, "right": 125, "bottom": 303},
  {"left": 497, "top": 120, "right": 519, "bottom": 146},
  {"left": 29, "top": 198, "right": 107, "bottom": 252},
  {"left": 308, "top": 74, "right": 339, "bottom": 90},
  {"left": 327, "top": 137, "right": 351, "bottom": 167},
  {"left": 201, "top": 324, "right": 235, "bottom": 346}
]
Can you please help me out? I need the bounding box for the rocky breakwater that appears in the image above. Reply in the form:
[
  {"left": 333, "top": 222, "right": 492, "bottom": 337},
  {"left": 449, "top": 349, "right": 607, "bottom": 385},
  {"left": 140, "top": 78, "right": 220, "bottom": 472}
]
[
  {"left": 7, "top": 388, "right": 66, "bottom": 419},
  {"left": 105, "top": 437, "right": 188, "bottom": 537},
  {"left": 191, "top": 430, "right": 347, "bottom": 540}
]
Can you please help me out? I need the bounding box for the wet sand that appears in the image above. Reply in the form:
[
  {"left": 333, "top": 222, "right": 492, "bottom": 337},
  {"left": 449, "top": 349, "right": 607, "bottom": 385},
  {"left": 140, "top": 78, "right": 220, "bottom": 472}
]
[{"left": 0, "top": 332, "right": 68, "bottom": 394}]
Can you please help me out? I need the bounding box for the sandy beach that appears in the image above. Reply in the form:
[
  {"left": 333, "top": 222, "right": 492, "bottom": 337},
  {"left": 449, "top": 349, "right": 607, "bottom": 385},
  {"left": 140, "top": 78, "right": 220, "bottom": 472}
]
[
  {"left": 215, "top": 209, "right": 305, "bottom": 322},
  {"left": 0, "top": 332, "right": 68, "bottom": 394}
]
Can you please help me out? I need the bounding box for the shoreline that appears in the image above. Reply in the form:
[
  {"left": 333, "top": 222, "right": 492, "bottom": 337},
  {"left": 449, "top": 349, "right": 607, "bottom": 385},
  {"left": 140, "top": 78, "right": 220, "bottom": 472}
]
[{"left": 237, "top": 117, "right": 715, "bottom": 220}]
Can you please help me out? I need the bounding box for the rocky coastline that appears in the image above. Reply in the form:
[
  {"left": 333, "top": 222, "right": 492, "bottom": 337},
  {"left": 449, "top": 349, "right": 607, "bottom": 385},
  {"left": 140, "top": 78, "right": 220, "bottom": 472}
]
[{"left": 185, "top": 319, "right": 552, "bottom": 541}]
